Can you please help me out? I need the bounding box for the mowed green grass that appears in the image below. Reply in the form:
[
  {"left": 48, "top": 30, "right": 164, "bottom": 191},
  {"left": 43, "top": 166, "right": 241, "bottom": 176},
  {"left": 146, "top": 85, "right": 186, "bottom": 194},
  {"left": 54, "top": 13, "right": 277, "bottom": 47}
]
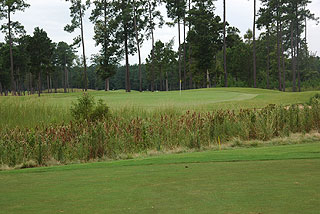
[
  {"left": 1, "top": 88, "right": 319, "bottom": 128},
  {"left": 1, "top": 87, "right": 319, "bottom": 110},
  {"left": 0, "top": 143, "right": 319, "bottom": 213}
]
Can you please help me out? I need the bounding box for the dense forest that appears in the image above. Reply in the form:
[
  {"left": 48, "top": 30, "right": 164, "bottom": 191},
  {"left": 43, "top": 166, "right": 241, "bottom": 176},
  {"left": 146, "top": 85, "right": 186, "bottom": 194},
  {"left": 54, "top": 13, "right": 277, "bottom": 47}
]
[{"left": 0, "top": 0, "right": 319, "bottom": 96}]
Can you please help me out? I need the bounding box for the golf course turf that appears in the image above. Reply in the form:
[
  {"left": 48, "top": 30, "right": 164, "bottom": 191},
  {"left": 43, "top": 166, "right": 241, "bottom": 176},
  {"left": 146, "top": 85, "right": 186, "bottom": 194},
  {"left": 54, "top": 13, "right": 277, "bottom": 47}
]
[
  {"left": 1, "top": 143, "right": 319, "bottom": 213},
  {"left": 1, "top": 88, "right": 320, "bottom": 213}
]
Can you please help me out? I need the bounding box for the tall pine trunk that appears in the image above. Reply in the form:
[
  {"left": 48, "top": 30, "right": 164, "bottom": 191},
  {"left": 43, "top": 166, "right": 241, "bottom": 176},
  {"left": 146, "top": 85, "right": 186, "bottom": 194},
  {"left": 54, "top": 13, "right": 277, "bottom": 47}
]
[
  {"left": 296, "top": 5, "right": 301, "bottom": 92},
  {"left": 79, "top": 5, "right": 88, "bottom": 91},
  {"left": 223, "top": 0, "right": 227, "bottom": 87},
  {"left": 64, "top": 55, "right": 67, "bottom": 93},
  {"left": 297, "top": 41, "right": 300, "bottom": 92},
  {"left": 183, "top": 13, "right": 187, "bottom": 90},
  {"left": 47, "top": 74, "right": 50, "bottom": 93},
  {"left": 280, "top": 21, "right": 285, "bottom": 92},
  {"left": 38, "top": 71, "right": 41, "bottom": 97},
  {"left": 148, "top": 0, "right": 155, "bottom": 92},
  {"left": 103, "top": 0, "right": 109, "bottom": 92},
  {"left": 133, "top": 0, "right": 142, "bottom": 92},
  {"left": 277, "top": 15, "right": 282, "bottom": 91},
  {"left": 166, "top": 72, "right": 169, "bottom": 91},
  {"left": 266, "top": 27, "right": 270, "bottom": 89},
  {"left": 105, "top": 78, "right": 110, "bottom": 91},
  {"left": 50, "top": 75, "right": 53, "bottom": 93},
  {"left": 124, "top": 28, "right": 131, "bottom": 92},
  {"left": 16, "top": 68, "right": 21, "bottom": 96},
  {"left": 291, "top": 23, "right": 296, "bottom": 92},
  {"left": 253, "top": 0, "right": 257, "bottom": 88},
  {"left": 8, "top": 6, "right": 16, "bottom": 96},
  {"left": 178, "top": 17, "right": 182, "bottom": 91},
  {"left": 188, "top": 0, "right": 192, "bottom": 89},
  {"left": 30, "top": 72, "right": 34, "bottom": 95}
]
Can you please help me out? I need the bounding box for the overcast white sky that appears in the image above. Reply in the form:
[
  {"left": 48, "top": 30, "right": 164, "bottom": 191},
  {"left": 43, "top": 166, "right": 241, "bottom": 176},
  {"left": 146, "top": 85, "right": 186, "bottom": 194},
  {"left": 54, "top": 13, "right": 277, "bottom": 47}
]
[{"left": 0, "top": 0, "right": 319, "bottom": 66}]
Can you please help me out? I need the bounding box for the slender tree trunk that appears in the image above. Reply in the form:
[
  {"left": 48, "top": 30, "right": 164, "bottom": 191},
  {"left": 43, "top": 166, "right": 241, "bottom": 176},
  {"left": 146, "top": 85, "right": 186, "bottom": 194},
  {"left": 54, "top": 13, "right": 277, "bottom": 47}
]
[
  {"left": 0, "top": 82, "right": 2, "bottom": 96},
  {"left": 47, "top": 74, "right": 50, "bottom": 93},
  {"left": 27, "top": 73, "right": 30, "bottom": 95},
  {"left": 297, "top": 41, "right": 301, "bottom": 92},
  {"left": 150, "top": 15, "right": 155, "bottom": 92},
  {"left": 266, "top": 27, "right": 270, "bottom": 89},
  {"left": 296, "top": 5, "right": 301, "bottom": 92},
  {"left": 50, "top": 75, "right": 53, "bottom": 93},
  {"left": 223, "top": 0, "right": 227, "bottom": 87},
  {"left": 178, "top": 17, "right": 182, "bottom": 91},
  {"left": 64, "top": 55, "right": 67, "bottom": 93},
  {"left": 206, "top": 70, "right": 210, "bottom": 88},
  {"left": 102, "top": 0, "right": 110, "bottom": 93},
  {"left": 134, "top": 0, "right": 142, "bottom": 92},
  {"left": 304, "top": 8, "right": 309, "bottom": 83},
  {"left": 188, "top": 0, "right": 193, "bottom": 89},
  {"left": 305, "top": 11, "right": 307, "bottom": 45},
  {"left": 124, "top": 29, "right": 131, "bottom": 92},
  {"left": 69, "top": 69, "right": 73, "bottom": 92},
  {"left": 159, "top": 65, "right": 162, "bottom": 91},
  {"left": 30, "top": 72, "right": 33, "bottom": 95},
  {"left": 166, "top": 72, "right": 169, "bottom": 91},
  {"left": 253, "top": 0, "right": 257, "bottom": 88},
  {"left": 28, "top": 75, "right": 31, "bottom": 95},
  {"left": 280, "top": 21, "right": 285, "bottom": 92},
  {"left": 105, "top": 78, "right": 110, "bottom": 91},
  {"left": 66, "top": 71, "right": 70, "bottom": 92},
  {"left": 214, "top": 72, "right": 217, "bottom": 87},
  {"left": 277, "top": 16, "right": 282, "bottom": 91},
  {"left": 16, "top": 67, "right": 21, "bottom": 96},
  {"left": 38, "top": 72, "right": 41, "bottom": 97},
  {"left": 183, "top": 13, "right": 187, "bottom": 90},
  {"left": 291, "top": 23, "right": 296, "bottom": 92},
  {"left": 8, "top": 6, "right": 16, "bottom": 96},
  {"left": 79, "top": 5, "right": 88, "bottom": 91}
]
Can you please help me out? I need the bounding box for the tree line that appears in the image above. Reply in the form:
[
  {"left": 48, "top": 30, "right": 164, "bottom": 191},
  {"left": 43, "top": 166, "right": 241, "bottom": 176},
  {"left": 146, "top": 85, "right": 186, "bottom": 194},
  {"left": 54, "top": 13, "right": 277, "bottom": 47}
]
[{"left": 0, "top": 0, "right": 319, "bottom": 96}]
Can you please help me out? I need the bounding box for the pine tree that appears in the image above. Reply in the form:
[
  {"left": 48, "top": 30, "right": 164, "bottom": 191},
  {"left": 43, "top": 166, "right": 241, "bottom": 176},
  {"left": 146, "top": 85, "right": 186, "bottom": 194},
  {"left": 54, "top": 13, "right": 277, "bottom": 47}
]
[
  {"left": 65, "top": 0, "right": 90, "bottom": 91},
  {"left": 165, "top": 0, "right": 186, "bottom": 90},
  {"left": 90, "top": 0, "right": 121, "bottom": 91},
  {"left": 27, "top": 28, "right": 54, "bottom": 97},
  {"left": 0, "top": 0, "right": 29, "bottom": 95},
  {"left": 144, "top": 0, "right": 164, "bottom": 92}
]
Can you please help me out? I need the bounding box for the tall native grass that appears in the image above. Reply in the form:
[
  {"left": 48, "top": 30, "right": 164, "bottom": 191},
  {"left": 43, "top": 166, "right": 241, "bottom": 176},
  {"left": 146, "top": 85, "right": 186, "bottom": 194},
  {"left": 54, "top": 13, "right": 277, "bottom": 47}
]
[
  {"left": 0, "top": 97, "right": 71, "bottom": 129},
  {"left": 1, "top": 97, "right": 320, "bottom": 167}
]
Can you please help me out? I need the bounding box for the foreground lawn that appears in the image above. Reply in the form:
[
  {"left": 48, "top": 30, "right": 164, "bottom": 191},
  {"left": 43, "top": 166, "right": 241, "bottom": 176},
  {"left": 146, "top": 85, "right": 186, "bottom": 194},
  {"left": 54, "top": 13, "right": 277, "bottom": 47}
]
[{"left": 1, "top": 143, "right": 319, "bottom": 214}]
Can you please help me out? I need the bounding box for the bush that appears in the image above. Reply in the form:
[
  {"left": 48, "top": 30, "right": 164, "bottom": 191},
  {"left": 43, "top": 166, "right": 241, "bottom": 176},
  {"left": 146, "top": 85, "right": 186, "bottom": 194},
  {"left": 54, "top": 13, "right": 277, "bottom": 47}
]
[
  {"left": 71, "top": 93, "right": 109, "bottom": 122},
  {"left": 308, "top": 93, "right": 320, "bottom": 105}
]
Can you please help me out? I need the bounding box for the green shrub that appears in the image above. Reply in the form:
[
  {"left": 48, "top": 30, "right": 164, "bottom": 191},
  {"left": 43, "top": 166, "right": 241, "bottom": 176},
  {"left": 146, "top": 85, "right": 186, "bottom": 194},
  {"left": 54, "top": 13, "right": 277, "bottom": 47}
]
[
  {"left": 307, "top": 93, "right": 320, "bottom": 105},
  {"left": 71, "top": 93, "right": 109, "bottom": 122}
]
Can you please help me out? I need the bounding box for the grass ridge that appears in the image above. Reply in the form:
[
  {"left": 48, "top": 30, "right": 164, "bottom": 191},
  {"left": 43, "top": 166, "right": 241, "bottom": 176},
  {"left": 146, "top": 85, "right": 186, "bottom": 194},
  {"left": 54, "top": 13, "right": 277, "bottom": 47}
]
[{"left": 2, "top": 142, "right": 319, "bottom": 174}]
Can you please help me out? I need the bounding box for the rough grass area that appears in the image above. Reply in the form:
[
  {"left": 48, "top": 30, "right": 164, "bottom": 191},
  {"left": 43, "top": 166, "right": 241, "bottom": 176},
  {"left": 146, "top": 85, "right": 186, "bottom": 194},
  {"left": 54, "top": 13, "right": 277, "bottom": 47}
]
[
  {"left": 0, "top": 88, "right": 319, "bottom": 128},
  {"left": 1, "top": 143, "right": 319, "bottom": 214}
]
